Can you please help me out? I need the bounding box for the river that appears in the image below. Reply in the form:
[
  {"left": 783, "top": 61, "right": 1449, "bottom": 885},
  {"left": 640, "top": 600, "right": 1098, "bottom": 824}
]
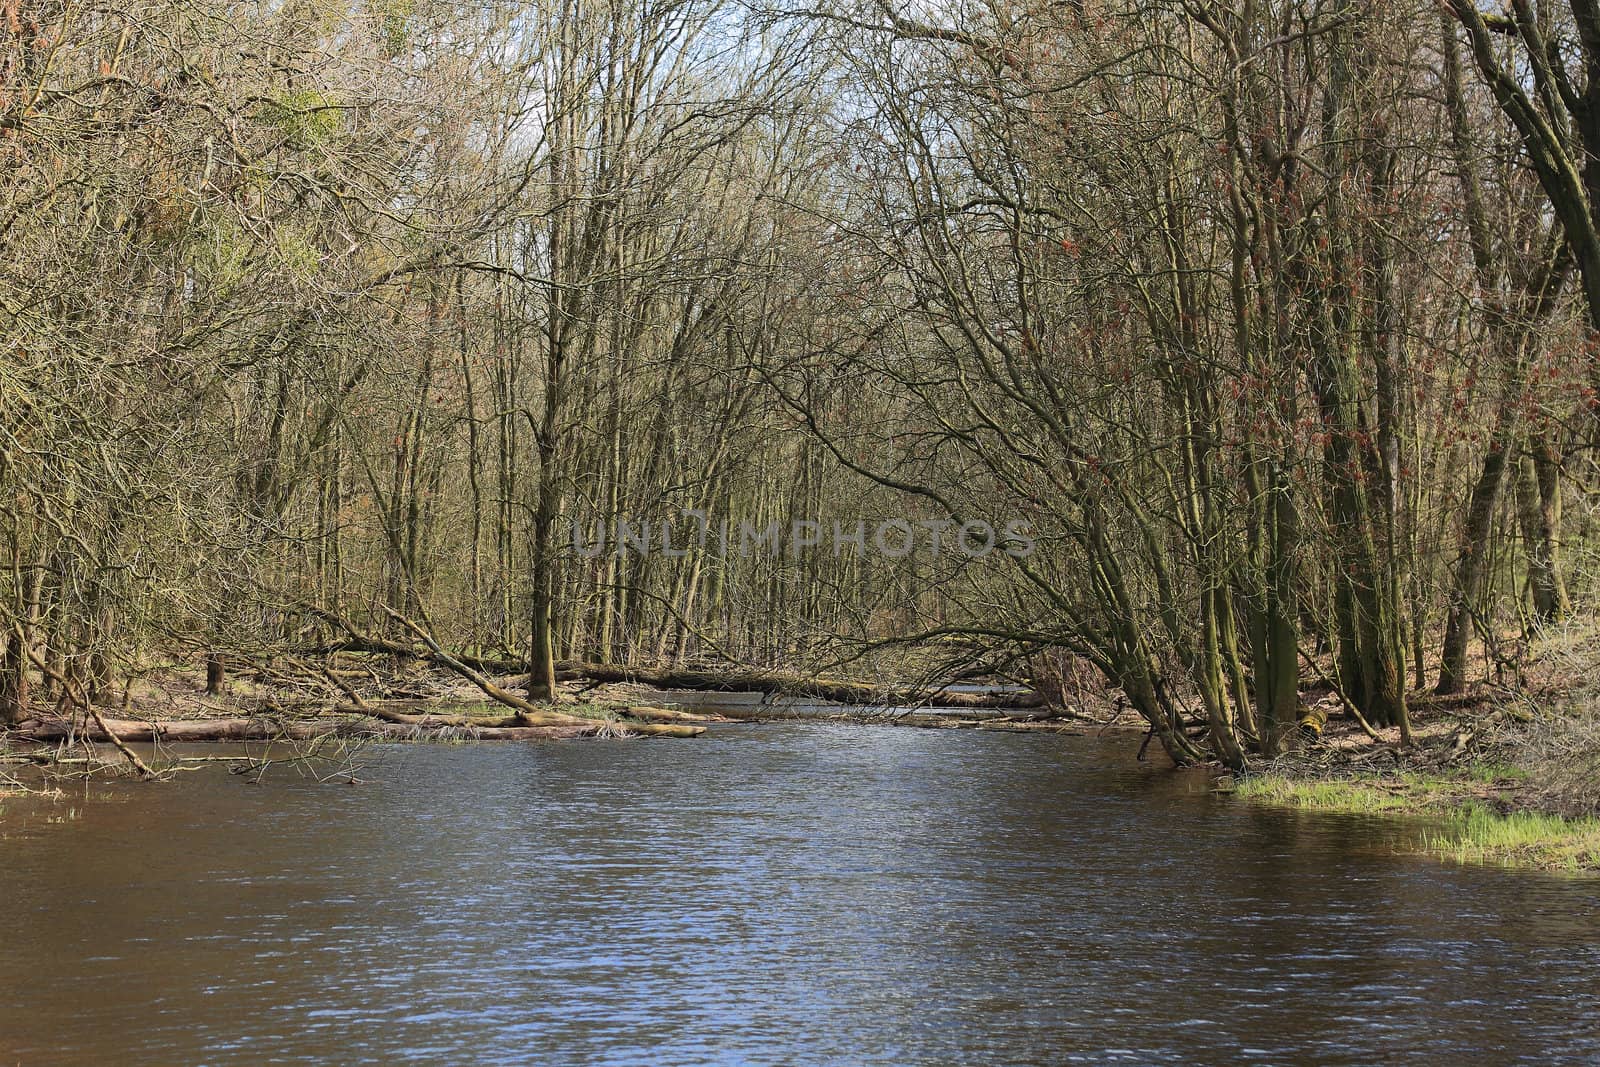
[{"left": 2, "top": 723, "right": 1597, "bottom": 1064}]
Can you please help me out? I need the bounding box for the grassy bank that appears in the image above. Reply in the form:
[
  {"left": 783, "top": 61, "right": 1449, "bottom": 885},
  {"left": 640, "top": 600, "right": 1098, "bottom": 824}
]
[{"left": 1235, "top": 769, "right": 1600, "bottom": 872}]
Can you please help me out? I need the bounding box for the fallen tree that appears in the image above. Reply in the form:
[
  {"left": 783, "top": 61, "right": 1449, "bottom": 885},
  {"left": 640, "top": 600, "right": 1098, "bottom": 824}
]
[
  {"left": 361, "top": 704, "right": 708, "bottom": 738},
  {"left": 11, "top": 714, "right": 596, "bottom": 743},
  {"left": 1, "top": 609, "right": 721, "bottom": 754},
  {"left": 546, "top": 663, "right": 1046, "bottom": 709},
  {"left": 374, "top": 607, "right": 704, "bottom": 738},
  {"left": 299, "top": 605, "right": 1045, "bottom": 709},
  {"left": 10, "top": 711, "right": 704, "bottom": 744}
]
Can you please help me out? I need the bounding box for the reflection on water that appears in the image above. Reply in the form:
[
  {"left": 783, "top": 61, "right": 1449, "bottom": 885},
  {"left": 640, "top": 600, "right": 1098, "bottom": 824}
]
[{"left": 1, "top": 724, "right": 1598, "bottom": 1065}]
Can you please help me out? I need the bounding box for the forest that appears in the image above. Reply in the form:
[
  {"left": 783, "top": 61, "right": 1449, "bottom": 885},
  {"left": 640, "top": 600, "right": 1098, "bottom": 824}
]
[{"left": 3, "top": 0, "right": 1600, "bottom": 778}]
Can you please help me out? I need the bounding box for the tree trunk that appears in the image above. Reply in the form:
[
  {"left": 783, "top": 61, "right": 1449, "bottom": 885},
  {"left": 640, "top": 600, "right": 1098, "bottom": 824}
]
[
  {"left": 1438, "top": 432, "right": 1511, "bottom": 693},
  {"left": 1515, "top": 436, "right": 1568, "bottom": 622},
  {"left": 0, "top": 633, "right": 28, "bottom": 726},
  {"left": 205, "top": 652, "right": 227, "bottom": 696}
]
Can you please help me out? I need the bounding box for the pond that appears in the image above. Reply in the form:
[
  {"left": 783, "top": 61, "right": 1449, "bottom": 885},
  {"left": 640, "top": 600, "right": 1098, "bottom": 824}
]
[{"left": 2, "top": 723, "right": 1597, "bottom": 1064}]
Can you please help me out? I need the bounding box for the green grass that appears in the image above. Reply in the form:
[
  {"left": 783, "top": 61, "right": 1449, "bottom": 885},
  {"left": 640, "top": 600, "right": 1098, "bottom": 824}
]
[
  {"left": 1235, "top": 766, "right": 1600, "bottom": 872},
  {"left": 1429, "top": 805, "right": 1600, "bottom": 872},
  {"left": 1460, "top": 761, "right": 1531, "bottom": 784},
  {"left": 1234, "top": 775, "right": 1413, "bottom": 813}
]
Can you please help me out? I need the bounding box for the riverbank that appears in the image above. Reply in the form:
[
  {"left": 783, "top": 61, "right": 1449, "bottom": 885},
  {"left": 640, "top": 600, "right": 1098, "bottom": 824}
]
[
  {"left": 0, "top": 655, "right": 720, "bottom": 787},
  {"left": 0, "top": 649, "right": 1065, "bottom": 786},
  {"left": 1231, "top": 644, "right": 1600, "bottom": 872},
  {"left": 10, "top": 638, "right": 1598, "bottom": 878},
  {"left": 1233, "top": 768, "right": 1600, "bottom": 872}
]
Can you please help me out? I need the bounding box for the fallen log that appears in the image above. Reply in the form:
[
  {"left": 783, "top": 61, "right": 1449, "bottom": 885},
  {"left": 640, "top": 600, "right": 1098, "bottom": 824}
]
[
  {"left": 364, "top": 706, "right": 521, "bottom": 728},
  {"left": 10, "top": 714, "right": 619, "bottom": 744},
  {"left": 302, "top": 605, "right": 1043, "bottom": 710},
  {"left": 619, "top": 705, "right": 727, "bottom": 724},
  {"left": 418, "top": 724, "right": 606, "bottom": 740},
  {"left": 553, "top": 663, "right": 1043, "bottom": 709},
  {"left": 354, "top": 700, "right": 716, "bottom": 731},
  {"left": 616, "top": 721, "right": 706, "bottom": 737},
  {"left": 17, "top": 715, "right": 343, "bottom": 743}
]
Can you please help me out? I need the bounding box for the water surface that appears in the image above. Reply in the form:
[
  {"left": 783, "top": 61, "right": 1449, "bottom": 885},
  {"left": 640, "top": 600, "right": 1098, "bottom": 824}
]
[{"left": 2, "top": 723, "right": 1597, "bottom": 1064}]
